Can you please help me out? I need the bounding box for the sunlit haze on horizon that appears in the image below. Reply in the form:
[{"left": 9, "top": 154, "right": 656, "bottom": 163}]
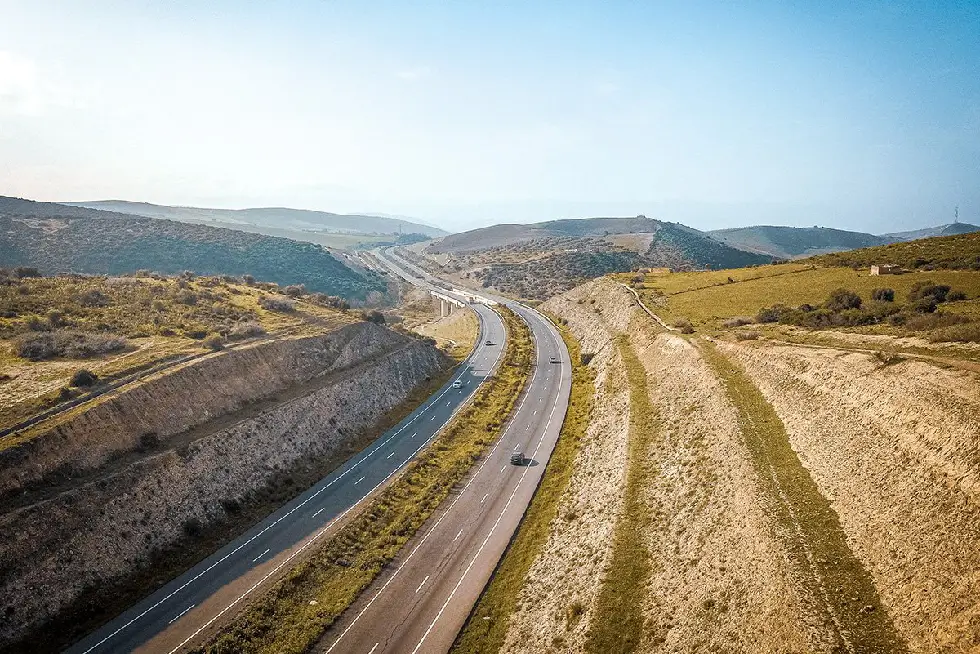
[{"left": 1, "top": 1, "right": 978, "bottom": 233}]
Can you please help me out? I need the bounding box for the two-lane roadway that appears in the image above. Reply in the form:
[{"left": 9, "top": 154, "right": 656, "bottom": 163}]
[
  {"left": 69, "top": 300, "right": 506, "bottom": 653},
  {"left": 320, "top": 249, "right": 571, "bottom": 653}
]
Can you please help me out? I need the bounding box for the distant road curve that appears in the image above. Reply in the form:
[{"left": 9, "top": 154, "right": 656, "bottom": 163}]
[{"left": 316, "top": 248, "right": 572, "bottom": 653}]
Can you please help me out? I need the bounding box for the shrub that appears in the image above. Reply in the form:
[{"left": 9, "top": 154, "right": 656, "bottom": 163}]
[
  {"left": 904, "top": 312, "right": 972, "bottom": 331},
  {"left": 259, "top": 295, "right": 295, "bottom": 312},
  {"left": 13, "top": 332, "right": 128, "bottom": 360},
  {"left": 283, "top": 284, "right": 307, "bottom": 297},
  {"left": 177, "top": 290, "right": 198, "bottom": 306},
  {"left": 908, "top": 281, "right": 950, "bottom": 304},
  {"left": 928, "top": 321, "right": 980, "bottom": 343},
  {"left": 229, "top": 321, "right": 266, "bottom": 339},
  {"left": 756, "top": 304, "right": 791, "bottom": 323},
  {"left": 14, "top": 267, "right": 41, "bottom": 278},
  {"left": 361, "top": 309, "right": 386, "bottom": 325},
  {"left": 722, "top": 316, "right": 754, "bottom": 328},
  {"left": 70, "top": 369, "right": 98, "bottom": 387},
  {"left": 735, "top": 330, "right": 760, "bottom": 341},
  {"left": 909, "top": 298, "right": 937, "bottom": 314},
  {"left": 824, "top": 288, "right": 862, "bottom": 311},
  {"left": 78, "top": 289, "right": 109, "bottom": 307},
  {"left": 947, "top": 290, "right": 967, "bottom": 301},
  {"left": 671, "top": 318, "right": 694, "bottom": 334},
  {"left": 871, "top": 287, "right": 895, "bottom": 302},
  {"left": 203, "top": 334, "right": 225, "bottom": 351}
]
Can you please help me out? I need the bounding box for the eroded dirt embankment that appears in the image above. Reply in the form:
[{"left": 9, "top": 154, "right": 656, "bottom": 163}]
[
  {"left": 500, "top": 278, "right": 811, "bottom": 652},
  {"left": 721, "top": 340, "right": 980, "bottom": 653},
  {"left": 0, "top": 322, "right": 449, "bottom": 649}
]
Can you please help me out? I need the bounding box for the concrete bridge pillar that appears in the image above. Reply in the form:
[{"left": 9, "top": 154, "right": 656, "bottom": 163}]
[{"left": 440, "top": 299, "right": 448, "bottom": 317}]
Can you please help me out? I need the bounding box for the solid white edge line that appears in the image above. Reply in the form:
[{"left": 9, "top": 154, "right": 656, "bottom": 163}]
[
  {"left": 79, "top": 298, "right": 498, "bottom": 654},
  {"left": 164, "top": 305, "right": 508, "bottom": 654}
]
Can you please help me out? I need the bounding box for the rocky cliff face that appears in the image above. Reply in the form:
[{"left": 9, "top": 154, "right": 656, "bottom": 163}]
[{"left": 0, "top": 322, "right": 449, "bottom": 648}]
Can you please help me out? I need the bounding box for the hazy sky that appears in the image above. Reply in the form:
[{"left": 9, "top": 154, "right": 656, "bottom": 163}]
[{"left": 1, "top": 1, "right": 978, "bottom": 233}]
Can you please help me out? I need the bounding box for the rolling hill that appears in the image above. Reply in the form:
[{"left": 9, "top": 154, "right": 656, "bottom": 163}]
[
  {"left": 0, "top": 196, "right": 388, "bottom": 300},
  {"left": 64, "top": 201, "right": 448, "bottom": 243},
  {"left": 883, "top": 222, "right": 980, "bottom": 242},
  {"left": 422, "top": 215, "right": 773, "bottom": 299},
  {"left": 708, "top": 225, "right": 895, "bottom": 259},
  {"left": 806, "top": 230, "right": 980, "bottom": 271}
]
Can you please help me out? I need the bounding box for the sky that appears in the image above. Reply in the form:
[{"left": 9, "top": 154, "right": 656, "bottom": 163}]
[{"left": 1, "top": 1, "right": 978, "bottom": 233}]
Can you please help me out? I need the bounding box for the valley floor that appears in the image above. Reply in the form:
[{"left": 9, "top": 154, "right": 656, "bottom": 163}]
[{"left": 465, "top": 276, "right": 980, "bottom": 653}]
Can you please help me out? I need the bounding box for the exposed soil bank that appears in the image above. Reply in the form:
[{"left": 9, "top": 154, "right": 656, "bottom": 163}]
[
  {"left": 721, "top": 339, "right": 980, "bottom": 653},
  {"left": 0, "top": 323, "right": 449, "bottom": 650}
]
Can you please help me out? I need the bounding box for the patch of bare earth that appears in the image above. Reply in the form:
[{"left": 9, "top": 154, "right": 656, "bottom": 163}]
[
  {"left": 630, "top": 324, "right": 812, "bottom": 652},
  {"left": 720, "top": 339, "right": 980, "bottom": 652},
  {"left": 498, "top": 279, "right": 635, "bottom": 653}
]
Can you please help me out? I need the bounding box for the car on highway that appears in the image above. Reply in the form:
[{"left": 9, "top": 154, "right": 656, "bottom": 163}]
[
  {"left": 485, "top": 339, "right": 493, "bottom": 346},
  {"left": 452, "top": 380, "right": 463, "bottom": 389},
  {"left": 510, "top": 448, "right": 524, "bottom": 465},
  {"left": 549, "top": 355, "right": 559, "bottom": 364}
]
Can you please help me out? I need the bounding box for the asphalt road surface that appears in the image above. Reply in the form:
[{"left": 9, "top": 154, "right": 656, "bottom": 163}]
[
  {"left": 68, "top": 299, "right": 506, "bottom": 653},
  {"left": 321, "top": 249, "right": 572, "bottom": 654}
]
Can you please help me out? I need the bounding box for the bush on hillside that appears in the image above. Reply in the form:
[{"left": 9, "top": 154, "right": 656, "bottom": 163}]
[
  {"left": 948, "top": 290, "right": 967, "bottom": 301},
  {"left": 671, "top": 318, "right": 695, "bottom": 334},
  {"left": 361, "top": 309, "right": 386, "bottom": 325},
  {"left": 69, "top": 368, "right": 99, "bottom": 387},
  {"left": 824, "top": 288, "right": 862, "bottom": 311},
  {"left": 13, "top": 331, "right": 128, "bottom": 361},
  {"left": 871, "top": 287, "right": 895, "bottom": 302},
  {"left": 722, "top": 316, "right": 755, "bottom": 328},
  {"left": 258, "top": 295, "right": 295, "bottom": 312},
  {"left": 908, "top": 281, "right": 950, "bottom": 304},
  {"left": 229, "top": 321, "right": 266, "bottom": 340}
]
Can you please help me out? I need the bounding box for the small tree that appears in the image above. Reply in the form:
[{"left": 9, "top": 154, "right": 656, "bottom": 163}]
[
  {"left": 70, "top": 369, "right": 98, "bottom": 387},
  {"left": 871, "top": 288, "right": 895, "bottom": 302},
  {"left": 824, "top": 288, "right": 862, "bottom": 311}
]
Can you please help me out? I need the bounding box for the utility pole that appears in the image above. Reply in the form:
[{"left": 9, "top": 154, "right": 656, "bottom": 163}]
[{"left": 954, "top": 206, "right": 959, "bottom": 223}]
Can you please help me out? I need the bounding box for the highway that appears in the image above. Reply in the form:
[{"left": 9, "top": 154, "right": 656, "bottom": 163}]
[
  {"left": 67, "top": 299, "right": 507, "bottom": 653},
  {"left": 317, "top": 249, "right": 571, "bottom": 653}
]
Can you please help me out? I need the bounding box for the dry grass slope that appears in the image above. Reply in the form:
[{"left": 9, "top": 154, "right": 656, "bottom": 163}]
[
  {"left": 583, "top": 335, "right": 657, "bottom": 654},
  {"left": 699, "top": 340, "right": 906, "bottom": 653}
]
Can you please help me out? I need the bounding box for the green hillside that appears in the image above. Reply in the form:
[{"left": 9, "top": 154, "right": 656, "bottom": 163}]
[
  {"left": 0, "top": 197, "right": 387, "bottom": 300},
  {"left": 709, "top": 225, "right": 893, "bottom": 259},
  {"left": 807, "top": 231, "right": 980, "bottom": 271}
]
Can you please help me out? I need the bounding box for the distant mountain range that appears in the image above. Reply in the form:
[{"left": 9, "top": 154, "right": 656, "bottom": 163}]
[
  {"left": 709, "top": 223, "right": 980, "bottom": 260},
  {"left": 64, "top": 200, "right": 449, "bottom": 238},
  {"left": 0, "top": 197, "right": 387, "bottom": 300}
]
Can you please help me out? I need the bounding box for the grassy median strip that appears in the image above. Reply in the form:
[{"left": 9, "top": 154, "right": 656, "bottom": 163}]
[
  {"left": 583, "top": 335, "right": 657, "bottom": 654},
  {"left": 452, "top": 319, "right": 594, "bottom": 654},
  {"left": 698, "top": 340, "right": 906, "bottom": 653},
  {"left": 195, "top": 306, "right": 533, "bottom": 654}
]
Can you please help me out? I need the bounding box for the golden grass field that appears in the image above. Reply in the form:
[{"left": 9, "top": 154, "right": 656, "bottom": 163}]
[{"left": 617, "top": 264, "right": 980, "bottom": 332}]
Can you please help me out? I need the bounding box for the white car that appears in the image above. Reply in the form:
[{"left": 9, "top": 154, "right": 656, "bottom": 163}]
[
  {"left": 452, "top": 380, "right": 463, "bottom": 389},
  {"left": 549, "top": 356, "right": 559, "bottom": 364}
]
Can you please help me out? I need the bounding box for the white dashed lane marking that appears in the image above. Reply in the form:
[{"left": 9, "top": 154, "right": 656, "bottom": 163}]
[
  {"left": 415, "top": 575, "right": 430, "bottom": 594},
  {"left": 251, "top": 549, "right": 269, "bottom": 564},
  {"left": 168, "top": 605, "right": 195, "bottom": 625}
]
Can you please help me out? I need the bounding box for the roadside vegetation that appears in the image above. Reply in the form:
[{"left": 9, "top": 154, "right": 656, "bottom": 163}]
[
  {"left": 453, "top": 318, "right": 594, "bottom": 654},
  {"left": 0, "top": 270, "right": 355, "bottom": 436},
  {"left": 583, "top": 335, "right": 657, "bottom": 654},
  {"left": 698, "top": 341, "right": 906, "bottom": 652},
  {"left": 195, "top": 307, "right": 533, "bottom": 654}
]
